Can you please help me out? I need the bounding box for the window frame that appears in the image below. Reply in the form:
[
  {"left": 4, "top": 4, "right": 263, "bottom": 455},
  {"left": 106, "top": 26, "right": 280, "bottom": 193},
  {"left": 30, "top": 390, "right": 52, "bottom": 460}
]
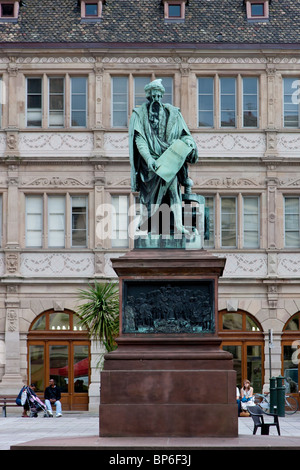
[
  {"left": 220, "top": 77, "right": 237, "bottom": 128},
  {"left": 242, "top": 77, "right": 259, "bottom": 128},
  {"left": 163, "top": 0, "right": 186, "bottom": 20},
  {"left": 198, "top": 77, "right": 215, "bottom": 128},
  {"left": 80, "top": 0, "right": 103, "bottom": 19},
  {"left": 71, "top": 195, "right": 88, "bottom": 248},
  {"left": 70, "top": 76, "right": 88, "bottom": 128},
  {"left": 220, "top": 196, "right": 237, "bottom": 249},
  {"left": 111, "top": 75, "right": 174, "bottom": 128},
  {"left": 26, "top": 77, "right": 43, "bottom": 128},
  {"left": 25, "top": 195, "right": 43, "bottom": 248},
  {"left": 0, "top": 1, "right": 19, "bottom": 20},
  {"left": 283, "top": 77, "right": 300, "bottom": 128},
  {"left": 48, "top": 76, "right": 65, "bottom": 128},
  {"left": 245, "top": 0, "right": 269, "bottom": 20},
  {"left": 111, "top": 194, "right": 129, "bottom": 248},
  {"left": 284, "top": 196, "right": 300, "bottom": 248},
  {"left": 242, "top": 196, "right": 260, "bottom": 249}
]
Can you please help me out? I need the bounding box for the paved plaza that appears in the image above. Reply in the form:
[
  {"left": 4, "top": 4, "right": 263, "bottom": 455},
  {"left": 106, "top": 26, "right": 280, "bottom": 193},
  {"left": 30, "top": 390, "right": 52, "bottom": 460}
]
[{"left": 1, "top": 409, "right": 300, "bottom": 451}]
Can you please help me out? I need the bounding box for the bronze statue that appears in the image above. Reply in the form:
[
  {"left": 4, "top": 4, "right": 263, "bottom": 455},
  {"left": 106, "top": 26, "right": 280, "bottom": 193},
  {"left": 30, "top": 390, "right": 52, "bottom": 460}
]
[{"left": 129, "top": 79, "right": 198, "bottom": 236}]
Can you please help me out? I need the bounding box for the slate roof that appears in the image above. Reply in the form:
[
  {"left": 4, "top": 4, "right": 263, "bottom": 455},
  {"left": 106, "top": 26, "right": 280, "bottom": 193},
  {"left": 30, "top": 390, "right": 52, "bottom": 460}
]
[{"left": 0, "top": 0, "right": 300, "bottom": 47}]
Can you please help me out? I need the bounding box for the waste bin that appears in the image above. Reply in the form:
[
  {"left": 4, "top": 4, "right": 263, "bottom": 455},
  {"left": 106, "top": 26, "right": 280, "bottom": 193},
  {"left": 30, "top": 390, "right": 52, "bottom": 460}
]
[
  {"left": 276, "top": 375, "right": 285, "bottom": 417},
  {"left": 269, "top": 376, "right": 277, "bottom": 413}
]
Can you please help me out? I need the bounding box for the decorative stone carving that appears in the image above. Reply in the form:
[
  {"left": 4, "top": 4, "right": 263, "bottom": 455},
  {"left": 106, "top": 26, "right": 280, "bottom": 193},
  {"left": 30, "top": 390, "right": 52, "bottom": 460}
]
[
  {"left": 18, "top": 133, "right": 94, "bottom": 157},
  {"left": 5, "top": 252, "right": 19, "bottom": 274},
  {"left": 20, "top": 253, "right": 95, "bottom": 277},
  {"left": 218, "top": 253, "right": 268, "bottom": 278},
  {"left": 6, "top": 308, "right": 18, "bottom": 332}
]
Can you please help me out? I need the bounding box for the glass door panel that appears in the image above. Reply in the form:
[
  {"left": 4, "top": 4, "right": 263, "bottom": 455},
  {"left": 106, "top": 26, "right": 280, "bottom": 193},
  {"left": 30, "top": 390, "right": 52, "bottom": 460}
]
[
  {"left": 49, "top": 344, "right": 69, "bottom": 392},
  {"left": 222, "top": 345, "right": 242, "bottom": 386},
  {"left": 283, "top": 344, "right": 299, "bottom": 393},
  {"left": 247, "top": 344, "right": 262, "bottom": 393},
  {"left": 29, "top": 344, "right": 45, "bottom": 392},
  {"left": 74, "top": 344, "right": 89, "bottom": 393}
]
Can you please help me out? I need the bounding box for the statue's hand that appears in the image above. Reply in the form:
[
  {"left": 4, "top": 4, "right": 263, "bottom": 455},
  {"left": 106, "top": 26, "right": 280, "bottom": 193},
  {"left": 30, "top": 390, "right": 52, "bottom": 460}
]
[{"left": 148, "top": 157, "right": 157, "bottom": 172}]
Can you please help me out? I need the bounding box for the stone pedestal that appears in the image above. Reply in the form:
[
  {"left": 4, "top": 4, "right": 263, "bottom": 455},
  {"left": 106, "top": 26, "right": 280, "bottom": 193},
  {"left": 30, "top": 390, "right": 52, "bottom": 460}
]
[{"left": 100, "top": 249, "right": 238, "bottom": 437}]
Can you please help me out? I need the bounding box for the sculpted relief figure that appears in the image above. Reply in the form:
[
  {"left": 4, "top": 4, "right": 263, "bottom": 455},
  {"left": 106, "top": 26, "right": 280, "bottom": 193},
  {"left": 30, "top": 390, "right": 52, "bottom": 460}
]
[{"left": 129, "top": 79, "right": 198, "bottom": 236}]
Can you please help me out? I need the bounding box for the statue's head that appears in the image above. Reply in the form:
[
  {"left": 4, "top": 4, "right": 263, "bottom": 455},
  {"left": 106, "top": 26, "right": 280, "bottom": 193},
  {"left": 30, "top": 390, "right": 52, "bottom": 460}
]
[{"left": 144, "top": 79, "right": 165, "bottom": 104}]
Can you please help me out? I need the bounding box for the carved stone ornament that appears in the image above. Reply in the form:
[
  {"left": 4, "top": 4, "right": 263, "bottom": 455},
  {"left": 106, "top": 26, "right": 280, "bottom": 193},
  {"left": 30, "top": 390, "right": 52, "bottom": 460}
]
[{"left": 7, "top": 308, "right": 17, "bottom": 332}]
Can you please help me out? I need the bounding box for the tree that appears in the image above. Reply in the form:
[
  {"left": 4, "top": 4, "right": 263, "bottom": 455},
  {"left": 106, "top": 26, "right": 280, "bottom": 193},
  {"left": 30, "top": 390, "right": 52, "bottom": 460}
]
[{"left": 76, "top": 281, "right": 119, "bottom": 352}]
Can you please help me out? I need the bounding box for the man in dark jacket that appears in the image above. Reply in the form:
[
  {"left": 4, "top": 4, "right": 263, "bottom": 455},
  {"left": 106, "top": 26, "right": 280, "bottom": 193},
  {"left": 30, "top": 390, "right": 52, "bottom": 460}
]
[{"left": 44, "top": 379, "right": 62, "bottom": 417}]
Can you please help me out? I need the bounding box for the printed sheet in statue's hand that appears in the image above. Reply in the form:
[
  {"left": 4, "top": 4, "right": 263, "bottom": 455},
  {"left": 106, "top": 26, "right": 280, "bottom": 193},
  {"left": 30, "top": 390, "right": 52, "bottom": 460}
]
[{"left": 154, "top": 139, "right": 192, "bottom": 183}]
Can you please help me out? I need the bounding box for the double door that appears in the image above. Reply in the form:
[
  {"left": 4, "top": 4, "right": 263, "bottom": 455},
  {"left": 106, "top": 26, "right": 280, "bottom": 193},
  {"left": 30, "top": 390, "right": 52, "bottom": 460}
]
[{"left": 28, "top": 340, "right": 90, "bottom": 410}]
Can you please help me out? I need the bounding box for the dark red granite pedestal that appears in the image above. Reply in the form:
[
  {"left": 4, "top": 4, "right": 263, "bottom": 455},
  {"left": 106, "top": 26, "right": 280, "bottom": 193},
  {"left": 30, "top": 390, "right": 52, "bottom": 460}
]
[{"left": 99, "top": 249, "right": 238, "bottom": 438}]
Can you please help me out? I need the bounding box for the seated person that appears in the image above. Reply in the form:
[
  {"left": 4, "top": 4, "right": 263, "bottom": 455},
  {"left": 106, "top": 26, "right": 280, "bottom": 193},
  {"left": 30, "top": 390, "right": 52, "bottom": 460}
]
[{"left": 44, "top": 378, "right": 62, "bottom": 417}]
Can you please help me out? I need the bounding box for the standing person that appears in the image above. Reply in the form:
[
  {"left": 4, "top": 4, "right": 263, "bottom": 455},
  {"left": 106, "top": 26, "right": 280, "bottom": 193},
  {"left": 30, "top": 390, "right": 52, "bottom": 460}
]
[{"left": 44, "top": 378, "right": 62, "bottom": 417}]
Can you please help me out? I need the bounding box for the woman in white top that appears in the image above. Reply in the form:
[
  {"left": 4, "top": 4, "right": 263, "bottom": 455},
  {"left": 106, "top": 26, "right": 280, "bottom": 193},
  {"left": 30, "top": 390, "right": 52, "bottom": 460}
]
[{"left": 240, "top": 379, "right": 254, "bottom": 410}]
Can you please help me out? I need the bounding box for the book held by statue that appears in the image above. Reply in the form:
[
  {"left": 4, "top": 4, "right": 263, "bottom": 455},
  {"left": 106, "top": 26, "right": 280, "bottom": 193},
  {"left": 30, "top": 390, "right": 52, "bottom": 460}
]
[{"left": 154, "top": 139, "right": 192, "bottom": 183}]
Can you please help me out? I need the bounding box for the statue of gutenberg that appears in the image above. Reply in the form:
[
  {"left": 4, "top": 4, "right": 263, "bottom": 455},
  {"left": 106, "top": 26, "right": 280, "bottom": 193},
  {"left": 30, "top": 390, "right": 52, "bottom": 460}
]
[{"left": 129, "top": 79, "right": 198, "bottom": 235}]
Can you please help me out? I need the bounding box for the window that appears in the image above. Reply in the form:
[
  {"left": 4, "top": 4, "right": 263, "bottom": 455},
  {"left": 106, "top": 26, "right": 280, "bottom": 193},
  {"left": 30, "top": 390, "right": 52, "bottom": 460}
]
[
  {"left": 81, "top": 0, "right": 102, "bottom": 19},
  {"left": 245, "top": 0, "right": 269, "bottom": 20},
  {"left": 71, "top": 196, "right": 88, "bottom": 247},
  {"left": 49, "top": 77, "right": 64, "bottom": 127},
  {"left": 26, "top": 196, "right": 43, "bottom": 248},
  {"left": 221, "top": 197, "right": 237, "bottom": 248},
  {"left": 220, "top": 78, "right": 236, "bottom": 127},
  {"left": 198, "top": 77, "right": 214, "bottom": 128},
  {"left": 284, "top": 197, "right": 300, "bottom": 248},
  {"left": 197, "top": 75, "right": 259, "bottom": 129},
  {"left": 243, "top": 197, "right": 260, "bottom": 248},
  {"left": 112, "top": 77, "right": 128, "bottom": 127},
  {"left": 243, "top": 77, "right": 258, "bottom": 128},
  {"left": 208, "top": 195, "right": 260, "bottom": 249},
  {"left": 25, "top": 194, "right": 89, "bottom": 249},
  {"left": 71, "top": 77, "right": 87, "bottom": 127},
  {"left": 26, "top": 75, "right": 88, "bottom": 129},
  {"left": 283, "top": 78, "right": 299, "bottom": 128},
  {"left": 48, "top": 196, "right": 65, "bottom": 248},
  {"left": 26, "top": 78, "right": 42, "bottom": 127},
  {"left": 163, "top": 0, "right": 186, "bottom": 20},
  {"left": 1, "top": 3, "right": 13, "bottom": 16},
  {"left": 134, "top": 77, "right": 151, "bottom": 108},
  {"left": 0, "top": 1, "right": 19, "bottom": 20},
  {"left": 157, "top": 77, "right": 173, "bottom": 105},
  {"left": 111, "top": 195, "right": 129, "bottom": 248},
  {"left": 111, "top": 76, "right": 174, "bottom": 127}
]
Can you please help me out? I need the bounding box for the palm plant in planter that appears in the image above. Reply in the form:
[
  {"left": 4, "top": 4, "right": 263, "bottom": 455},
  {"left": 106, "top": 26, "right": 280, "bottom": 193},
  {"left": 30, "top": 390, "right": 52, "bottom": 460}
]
[{"left": 76, "top": 281, "right": 119, "bottom": 353}]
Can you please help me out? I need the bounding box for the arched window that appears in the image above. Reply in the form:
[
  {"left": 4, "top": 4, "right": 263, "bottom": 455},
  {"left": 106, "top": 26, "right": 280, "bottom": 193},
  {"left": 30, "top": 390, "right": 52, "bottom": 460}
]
[
  {"left": 282, "top": 313, "right": 300, "bottom": 395},
  {"left": 28, "top": 310, "right": 90, "bottom": 411},
  {"left": 218, "top": 310, "right": 264, "bottom": 393}
]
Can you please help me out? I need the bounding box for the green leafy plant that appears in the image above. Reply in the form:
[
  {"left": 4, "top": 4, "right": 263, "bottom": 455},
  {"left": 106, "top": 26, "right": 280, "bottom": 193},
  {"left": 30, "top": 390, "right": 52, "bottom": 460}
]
[{"left": 76, "top": 281, "right": 119, "bottom": 352}]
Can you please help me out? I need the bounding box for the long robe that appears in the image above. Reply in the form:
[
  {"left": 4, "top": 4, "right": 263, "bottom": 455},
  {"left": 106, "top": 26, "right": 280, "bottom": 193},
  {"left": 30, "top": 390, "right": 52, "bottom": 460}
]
[{"left": 129, "top": 102, "right": 198, "bottom": 230}]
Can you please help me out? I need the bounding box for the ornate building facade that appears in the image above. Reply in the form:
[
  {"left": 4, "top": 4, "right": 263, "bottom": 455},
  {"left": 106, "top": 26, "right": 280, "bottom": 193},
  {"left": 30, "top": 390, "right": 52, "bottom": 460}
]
[{"left": 1, "top": 0, "right": 300, "bottom": 410}]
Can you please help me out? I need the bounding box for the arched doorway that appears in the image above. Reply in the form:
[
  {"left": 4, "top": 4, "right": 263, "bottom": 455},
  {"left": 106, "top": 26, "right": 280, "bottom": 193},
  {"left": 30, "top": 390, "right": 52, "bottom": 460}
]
[
  {"left": 282, "top": 312, "right": 300, "bottom": 402},
  {"left": 218, "top": 309, "right": 264, "bottom": 393},
  {"left": 28, "top": 309, "right": 90, "bottom": 411}
]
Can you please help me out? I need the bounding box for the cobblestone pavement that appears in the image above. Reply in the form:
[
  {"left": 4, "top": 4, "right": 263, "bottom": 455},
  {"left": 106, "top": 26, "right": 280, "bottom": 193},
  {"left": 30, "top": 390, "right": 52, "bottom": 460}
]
[
  {"left": 0, "top": 411, "right": 99, "bottom": 450},
  {"left": 2, "top": 410, "right": 300, "bottom": 450}
]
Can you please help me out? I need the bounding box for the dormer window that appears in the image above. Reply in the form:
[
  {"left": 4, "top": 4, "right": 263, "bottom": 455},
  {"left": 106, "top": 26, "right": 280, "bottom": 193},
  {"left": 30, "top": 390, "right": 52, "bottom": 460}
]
[
  {"left": 80, "top": 0, "right": 103, "bottom": 21},
  {"left": 163, "top": 0, "right": 187, "bottom": 22},
  {"left": 0, "top": 1, "right": 19, "bottom": 21},
  {"left": 246, "top": 0, "right": 269, "bottom": 20}
]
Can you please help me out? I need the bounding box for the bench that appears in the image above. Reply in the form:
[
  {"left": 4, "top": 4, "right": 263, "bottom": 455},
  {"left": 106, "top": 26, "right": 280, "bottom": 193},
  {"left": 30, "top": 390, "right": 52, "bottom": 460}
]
[{"left": 0, "top": 396, "right": 18, "bottom": 417}]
